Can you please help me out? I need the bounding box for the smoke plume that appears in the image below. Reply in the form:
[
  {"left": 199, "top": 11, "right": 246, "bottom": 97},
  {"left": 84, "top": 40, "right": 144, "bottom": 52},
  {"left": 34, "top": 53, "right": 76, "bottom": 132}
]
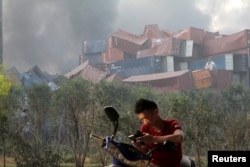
[
  {"left": 3, "top": 0, "right": 250, "bottom": 74},
  {"left": 3, "top": 0, "right": 118, "bottom": 74}
]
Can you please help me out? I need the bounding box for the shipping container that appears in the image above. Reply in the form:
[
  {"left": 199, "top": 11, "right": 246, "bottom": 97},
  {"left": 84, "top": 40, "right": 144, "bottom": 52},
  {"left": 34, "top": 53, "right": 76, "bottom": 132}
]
[
  {"left": 111, "top": 29, "right": 150, "bottom": 55},
  {"left": 189, "top": 54, "right": 230, "bottom": 70},
  {"left": 83, "top": 39, "right": 107, "bottom": 54},
  {"left": 203, "top": 30, "right": 249, "bottom": 57},
  {"left": 82, "top": 39, "right": 108, "bottom": 66},
  {"left": 137, "top": 37, "right": 181, "bottom": 58},
  {"left": 83, "top": 53, "right": 102, "bottom": 65},
  {"left": 165, "top": 56, "right": 174, "bottom": 72},
  {"left": 232, "top": 71, "right": 248, "bottom": 87},
  {"left": 210, "top": 70, "right": 232, "bottom": 89},
  {"left": 174, "top": 27, "right": 205, "bottom": 45},
  {"left": 233, "top": 54, "right": 248, "bottom": 71},
  {"left": 179, "top": 40, "right": 203, "bottom": 58},
  {"left": 101, "top": 47, "right": 124, "bottom": 63},
  {"left": 123, "top": 70, "right": 195, "bottom": 93},
  {"left": 192, "top": 69, "right": 213, "bottom": 89},
  {"left": 188, "top": 54, "right": 248, "bottom": 71},
  {"left": 109, "top": 56, "right": 155, "bottom": 78},
  {"left": 107, "top": 37, "right": 113, "bottom": 48},
  {"left": 225, "top": 54, "right": 233, "bottom": 70},
  {"left": 109, "top": 56, "right": 174, "bottom": 78},
  {"left": 180, "top": 62, "right": 188, "bottom": 70},
  {"left": 179, "top": 40, "right": 194, "bottom": 57}
]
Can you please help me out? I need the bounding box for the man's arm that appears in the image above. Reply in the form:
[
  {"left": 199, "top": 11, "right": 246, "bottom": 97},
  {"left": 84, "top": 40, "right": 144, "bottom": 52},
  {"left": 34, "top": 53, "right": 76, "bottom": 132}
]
[
  {"left": 153, "top": 129, "right": 184, "bottom": 143},
  {"left": 137, "top": 129, "right": 184, "bottom": 144}
]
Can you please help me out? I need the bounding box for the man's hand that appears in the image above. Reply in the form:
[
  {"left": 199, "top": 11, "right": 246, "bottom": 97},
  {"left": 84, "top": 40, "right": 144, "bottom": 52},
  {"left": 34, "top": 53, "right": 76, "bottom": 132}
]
[
  {"left": 136, "top": 129, "right": 184, "bottom": 145},
  {"left": 136, "top": 133, "right": 155, "bottom": 144}
]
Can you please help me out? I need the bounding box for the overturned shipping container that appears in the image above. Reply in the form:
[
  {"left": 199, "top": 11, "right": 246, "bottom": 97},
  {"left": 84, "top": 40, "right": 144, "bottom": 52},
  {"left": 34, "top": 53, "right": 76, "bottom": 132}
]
[
  {"left": 123, "top": 70, "right": 195, "bottom": 93},
  {"left": 192, "top": 69, "right": 213, "bottom": 89}
]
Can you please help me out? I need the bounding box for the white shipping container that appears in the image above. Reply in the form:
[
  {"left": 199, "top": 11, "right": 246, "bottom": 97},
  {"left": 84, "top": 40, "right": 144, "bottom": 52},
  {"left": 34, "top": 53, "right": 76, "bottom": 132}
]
[
  {"left": 225, "top": 54, "right": 233, "bottom": 70},
  {"left": 185, "top": 40, "right": 193, "bottom": 57},
  {"left": 167, "top": 56, "right": 174, "bottom": 72}
]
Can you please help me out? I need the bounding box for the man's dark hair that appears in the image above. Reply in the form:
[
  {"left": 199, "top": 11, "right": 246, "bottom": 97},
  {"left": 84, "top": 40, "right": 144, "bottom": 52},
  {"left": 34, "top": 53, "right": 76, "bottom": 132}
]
[{"left": 134, "top": 98, "right": 158, "bottom": 114}]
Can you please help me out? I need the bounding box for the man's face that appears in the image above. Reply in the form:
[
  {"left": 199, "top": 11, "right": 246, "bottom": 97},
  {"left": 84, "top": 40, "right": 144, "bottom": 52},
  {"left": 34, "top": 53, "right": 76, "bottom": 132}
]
[{"left": 138, "top": 109, "right": 157, "bottom": 126}]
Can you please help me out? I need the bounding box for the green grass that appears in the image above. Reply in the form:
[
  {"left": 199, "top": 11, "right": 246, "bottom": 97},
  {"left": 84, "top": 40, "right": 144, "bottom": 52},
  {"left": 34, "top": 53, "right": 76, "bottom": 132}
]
[{"left": 0, "top": 165, "right": 16, "bottom": 167}]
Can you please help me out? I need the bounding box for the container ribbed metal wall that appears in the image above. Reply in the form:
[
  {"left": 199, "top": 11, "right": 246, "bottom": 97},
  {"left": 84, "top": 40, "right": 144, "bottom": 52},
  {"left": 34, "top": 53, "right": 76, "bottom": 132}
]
[{"left": 109, "top": 56, "right": 163, "bottom": 78}]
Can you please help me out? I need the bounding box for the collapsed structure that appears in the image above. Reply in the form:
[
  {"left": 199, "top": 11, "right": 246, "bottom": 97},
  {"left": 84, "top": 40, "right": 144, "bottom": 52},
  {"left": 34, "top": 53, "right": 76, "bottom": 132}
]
[
  {"left": 66, "top": 25, "right": 249, "bottom": 93},
  {"left": 6, "top": 25, "right": 250, "bottom": 93},
  {"left": 6, "top": 65, "right": 65, "bottom": 90}
]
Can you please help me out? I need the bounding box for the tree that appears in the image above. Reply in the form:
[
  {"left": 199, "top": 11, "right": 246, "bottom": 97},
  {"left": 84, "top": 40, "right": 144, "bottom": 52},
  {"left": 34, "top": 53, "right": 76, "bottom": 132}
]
[
  {"left": 220, "top": 84, "right": 250, "bottom": 150},
  {"left": 0, "top": 66, "right": 11, "bottom": 167},
  {"left": 158, "top": 89, "right": 223, "bottom": 167},
  {"left": 9, "top": 84, "right": 62, "bottom": 167},
  {"left": 53, "top": 78, "right": 93, "bottom": 167}
]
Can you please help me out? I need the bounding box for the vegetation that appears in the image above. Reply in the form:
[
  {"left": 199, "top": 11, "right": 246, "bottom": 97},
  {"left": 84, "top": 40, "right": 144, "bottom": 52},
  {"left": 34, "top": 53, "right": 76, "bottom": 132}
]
[
  {"left": 0, "top": 66, "right": 11, "bottom": 167},
  {"left": 1, "top": 74, "right": 250, "bottom": 167}
]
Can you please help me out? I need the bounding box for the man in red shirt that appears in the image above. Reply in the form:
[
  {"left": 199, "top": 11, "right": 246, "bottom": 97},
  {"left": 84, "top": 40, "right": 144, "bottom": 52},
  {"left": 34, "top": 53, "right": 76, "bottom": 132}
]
[{"left": 132, "top": 98, "right": 184, "bottom": 167}]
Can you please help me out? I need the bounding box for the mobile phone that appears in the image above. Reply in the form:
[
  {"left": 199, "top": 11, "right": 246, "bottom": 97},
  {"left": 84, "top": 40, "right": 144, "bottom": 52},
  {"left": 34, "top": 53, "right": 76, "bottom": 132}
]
[
  {"left": 128, "top": 134, "right": 137, "bottom": 141},
  {"left": 128, "top": 130, "right": 144, "bottom": 141}
]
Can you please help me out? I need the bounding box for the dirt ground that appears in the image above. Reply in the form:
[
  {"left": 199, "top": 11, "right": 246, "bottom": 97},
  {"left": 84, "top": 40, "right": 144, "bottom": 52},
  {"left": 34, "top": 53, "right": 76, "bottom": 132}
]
[{"left": 0, "top": 156, "right": 15, "bottom": 165}]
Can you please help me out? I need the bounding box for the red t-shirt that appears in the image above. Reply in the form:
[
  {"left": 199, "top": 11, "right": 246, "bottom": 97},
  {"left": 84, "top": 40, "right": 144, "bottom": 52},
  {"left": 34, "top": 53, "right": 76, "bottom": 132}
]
[{"left": 141, "top": 119, "right": 182, "bottom": 167}]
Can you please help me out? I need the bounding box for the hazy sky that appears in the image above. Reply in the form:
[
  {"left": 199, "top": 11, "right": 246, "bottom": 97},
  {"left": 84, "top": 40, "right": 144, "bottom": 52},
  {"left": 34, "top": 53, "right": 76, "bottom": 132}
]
[{"left": 3, "top": 0, "right": 250, "bottom": 74}]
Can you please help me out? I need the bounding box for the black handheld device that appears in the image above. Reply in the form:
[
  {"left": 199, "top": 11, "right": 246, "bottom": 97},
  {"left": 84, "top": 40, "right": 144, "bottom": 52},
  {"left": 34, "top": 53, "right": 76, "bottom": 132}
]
[{"left": 128, "top": 130, "right": 145, "bottom": 145}]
